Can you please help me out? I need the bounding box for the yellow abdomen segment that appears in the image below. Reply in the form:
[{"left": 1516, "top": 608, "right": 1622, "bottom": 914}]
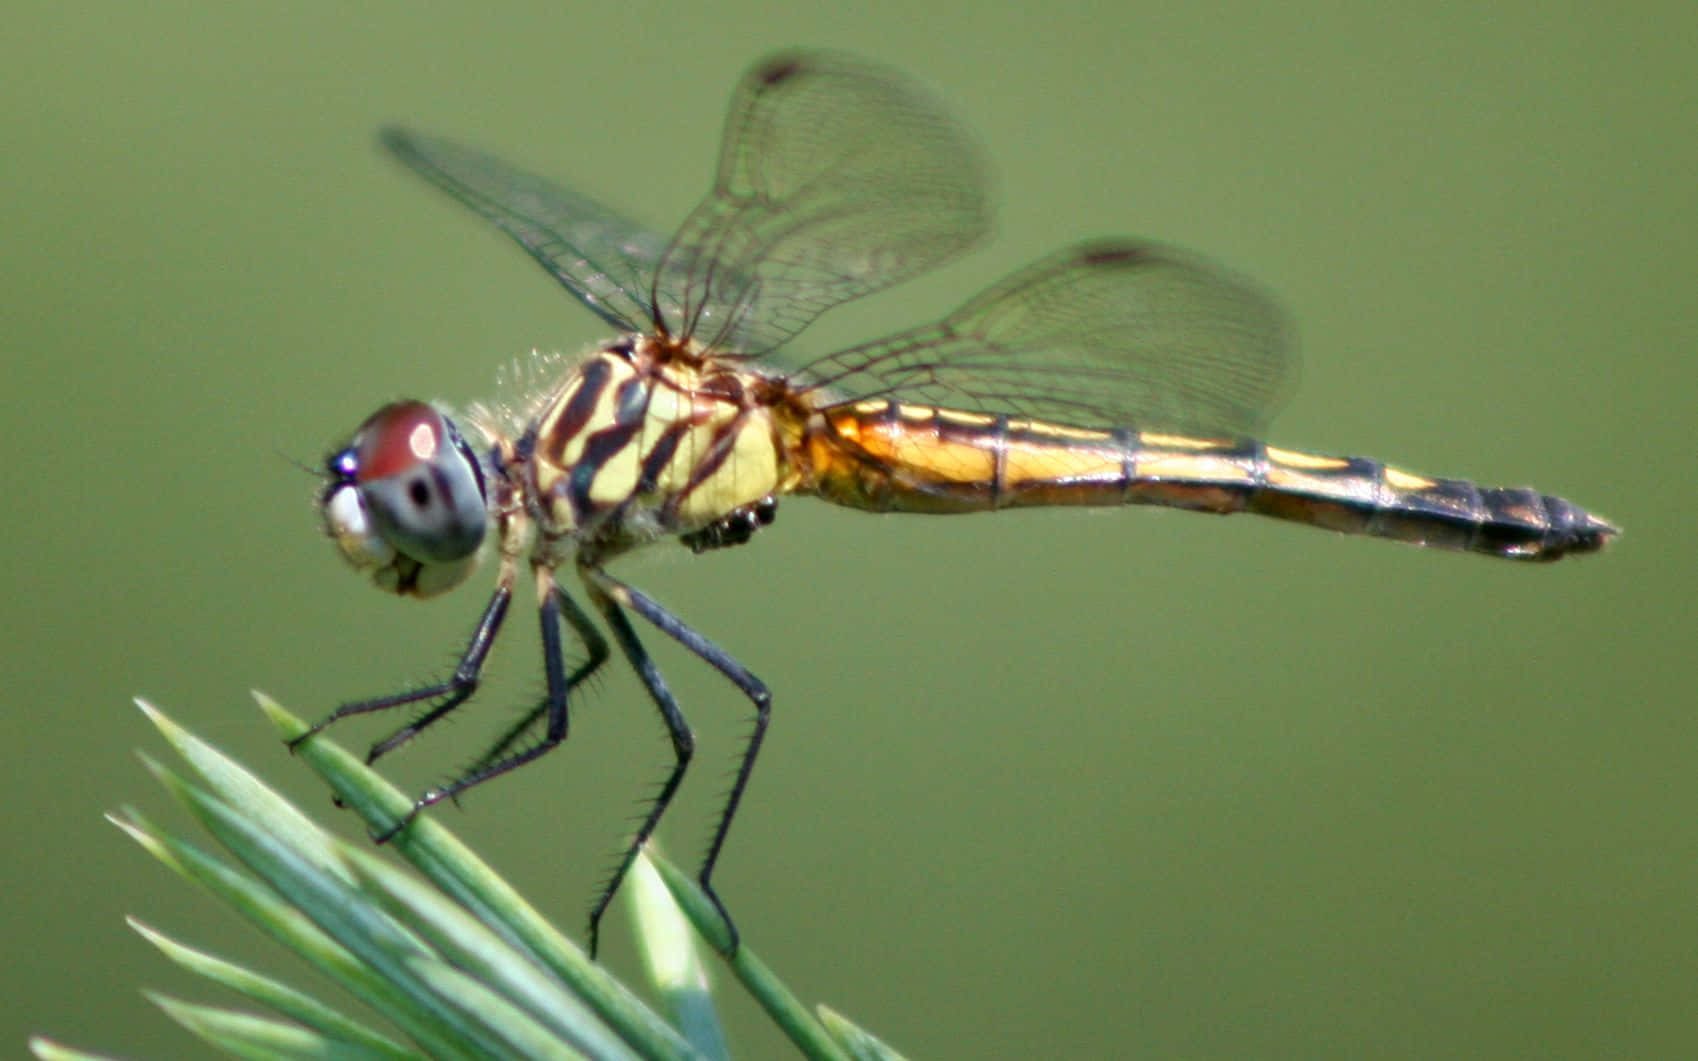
[
  {"left": 800, "top": 400, "right": 1615, "bottom": 560},
  {"left": 803, "top": 400, "right": 1124, "bottom": 512}
]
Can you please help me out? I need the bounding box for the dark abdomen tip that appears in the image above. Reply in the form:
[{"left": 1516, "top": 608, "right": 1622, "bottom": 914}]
[
  {"left": 1542, "top": 496, "right": 1620, "bottom": 558},
  {"left": 1480, "top": 488, "right": 1619, "bottom": 561}
]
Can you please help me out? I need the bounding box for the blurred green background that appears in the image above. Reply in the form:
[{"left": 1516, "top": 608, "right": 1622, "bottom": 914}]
[{"left": 6, "top": 1, "right": 1692, "bottom": 1056}]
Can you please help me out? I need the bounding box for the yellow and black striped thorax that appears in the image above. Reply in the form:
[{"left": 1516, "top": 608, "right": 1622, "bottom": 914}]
[{"left": 525, "top": 339, "right": 794, "bottom": 546}]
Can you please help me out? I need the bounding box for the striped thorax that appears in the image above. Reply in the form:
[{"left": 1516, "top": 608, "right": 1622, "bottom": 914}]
[{"left": 525, "top": 337, "right": 795, "bottom": 556}]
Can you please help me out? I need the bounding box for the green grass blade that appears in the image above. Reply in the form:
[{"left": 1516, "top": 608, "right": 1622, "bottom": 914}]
[
  {"left": 137, "top": 698, "right": 350, "bottom": 884},
  {"left": 94, "top": 697, "right": 909, "bottom": 1059},
  {"left": 112, "top": 808, "right": 464, "bottom": 1057},
  {"left": 628, "top": 850, "right": 729, "bottom": 1061},
  {"left": 127, "top": 917, "right": 418, "bottom": 1059},
  {"left": 258, "top": 693, "right": 695, "bottom": 1061},
  {"left": 28, "top": 1039, "right": 122, "bottom": 1061},
  {"left": 342, "top": 844, "right": 640, "bottom": 1060},
  {"left": 816, "top": 1005, "right": 910, "bottom": 1061},
  {"left": 400, "top": 957, "right": 587, "bottom": 1061},
  {"left": 647, "top": 850, "right": 851, "bottom": 1061},
  {"left": 146, "top": 992, "right": 389, "bottom": 1061},
  {"left": 143, "top": 762, "right": 495, "bottom": 1060}
]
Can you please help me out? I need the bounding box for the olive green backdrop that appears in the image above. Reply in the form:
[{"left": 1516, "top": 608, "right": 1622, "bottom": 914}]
[{"left": 6, "top": 2, "right": 1692, "bottom": 1057}]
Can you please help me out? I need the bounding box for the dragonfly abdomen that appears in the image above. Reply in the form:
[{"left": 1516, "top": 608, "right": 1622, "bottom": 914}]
[{"left": 802, "top": 400, "right": 1615, "bottom": 560}]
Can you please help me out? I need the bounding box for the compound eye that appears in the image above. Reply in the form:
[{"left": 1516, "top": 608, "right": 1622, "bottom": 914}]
[
  {"left": 320, "top": 401, "right": 489, "bottom": 597},
  {"left": 350, "top": 401, "right": 488, "bottom": 564}
]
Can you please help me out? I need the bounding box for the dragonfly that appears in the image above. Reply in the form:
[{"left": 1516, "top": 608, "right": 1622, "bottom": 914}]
[{"left": 299, "top": 51, "right": 1617, "bottom": 957}]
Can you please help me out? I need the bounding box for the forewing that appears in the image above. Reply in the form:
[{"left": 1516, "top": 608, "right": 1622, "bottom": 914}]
[
  {"left": 797, "top": 241, "right": 1296, "bottom": 437},
  {"left": 654, "top": 52, "right": 992, "bottom": 356},
  {"left": 380, "top": 127, "right": 665, "bottom": 334}
]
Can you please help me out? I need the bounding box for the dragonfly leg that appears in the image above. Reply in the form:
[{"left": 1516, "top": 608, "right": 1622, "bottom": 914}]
[
  {"left": 369, "top": 565, "right": 589, "bottom": 842},
  {"left": 462, "top": 585, "right": 608, "bottom": 775},
  {"left": 580, "top": 562, "right": 771, "bottom": 957},
  {"left": 290, "top": 564, "right": 516, "bottom": 761}
]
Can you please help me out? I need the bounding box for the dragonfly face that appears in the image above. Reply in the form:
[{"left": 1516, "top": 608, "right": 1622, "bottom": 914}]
[
  {"left": 321, "top": 400, "right": 488, "bottom": 598},
  {"left": 301, "top": 51, "right": 1615, "bottom": 959}
]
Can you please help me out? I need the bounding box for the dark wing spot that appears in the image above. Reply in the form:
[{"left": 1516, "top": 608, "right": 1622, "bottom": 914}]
[
  {"left": 758, "top": 56, "right": 804, "bottom": 85},
  {"left": 1080, "top": 243, "right": 1149, "bottom": 267}
]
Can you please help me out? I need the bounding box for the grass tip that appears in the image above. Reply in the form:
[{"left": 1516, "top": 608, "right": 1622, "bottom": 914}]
[{"left": 251, "top": 692, "right": 308, "bottom": 739}]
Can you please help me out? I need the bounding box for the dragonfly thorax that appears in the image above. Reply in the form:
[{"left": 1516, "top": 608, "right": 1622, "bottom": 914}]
[{"left": 523, "top": 340, "right": 793, "bottom": 555}]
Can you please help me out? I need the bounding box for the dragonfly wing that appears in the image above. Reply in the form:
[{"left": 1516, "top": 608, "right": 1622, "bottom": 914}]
[
  {"left": 655, "top": 52, "right": 992, "bottom": 357},
  {"left": 797, "top": 240, "right": 1297, "bottom": 437},
  {"left": 379, "top": 127, "right": 665, "bottom": 334}
]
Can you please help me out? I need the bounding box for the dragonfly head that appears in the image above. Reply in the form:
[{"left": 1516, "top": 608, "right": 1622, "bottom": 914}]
[{"left": 320, "top": 400, "right": 489, "bottom": 598}]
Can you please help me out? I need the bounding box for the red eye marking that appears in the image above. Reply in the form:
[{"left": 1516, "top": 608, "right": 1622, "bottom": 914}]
[{"left": 356, "top": 401, "right": 443, "bottom": 482}]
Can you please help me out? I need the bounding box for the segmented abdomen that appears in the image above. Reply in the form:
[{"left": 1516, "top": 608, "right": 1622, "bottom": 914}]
[{"left": 801, "top": 400, "right": 1616, "bottom": 561}]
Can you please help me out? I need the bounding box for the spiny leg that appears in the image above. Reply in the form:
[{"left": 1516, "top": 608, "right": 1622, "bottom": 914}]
[
  {"left": 581, "top": 562, "right": 771, "bottom": 957},
  {"left": 464, "top": 586, "right": 608, "bottom": 774},
  {"left": 578, "top": 573, "right": 693, "bottom": 958},
  {"left": 371, "top": 564, "right": 587, "bottom": 841},
  {"left": 290, "top": 562, "right": 516, "bottom": 760}
]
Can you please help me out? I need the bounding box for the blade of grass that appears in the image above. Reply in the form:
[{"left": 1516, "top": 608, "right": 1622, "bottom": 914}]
[
  {"left": 28, "top": 1038, "right": 123, "bottom": 1061},
  {"left": 646, "top": 849, "right": 851, "bottom": 1061},
  {"left": 628, "top": 849, "right": 729, "bottom": 1061},
  {"left": 146, "top": 992, "right": 389, "bottom": 1061},
  {"left": 101, "top": 694, "right": 933, "bottom": 1061},
  {"left": 816, "top": 1005, "right": 910, "bottom": 1061},
  {"left": 401, "top": 957, "right": 587, "bottom": 1061},
  {"left": 112, "top": 808, "right": 466, "bottom": 1058},
  {"left": 146, "top": 759, "right": 499, "bottom": 1060},
  {"left": 128, "top": 917, "right": 417, "bottom": 1060},
  {"left": 137, "top": 698, "right": 350, "bottom": 884},
  {"left": 342, "top": 843, "right": 639, "bottom": 1061},
  {"left": 257, "top": 693, "right": 694, "bottom": 1061}
]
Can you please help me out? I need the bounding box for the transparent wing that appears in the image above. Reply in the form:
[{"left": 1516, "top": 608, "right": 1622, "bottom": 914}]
[
  {"left": 654, "top": 52, "right": 992, "bottom": 356},
  {"left": 379, "top": 126, "right": 666, "bottom": 334},
  {"left": 794, "top": 241, "right": 1297, "bottom": 437}
]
